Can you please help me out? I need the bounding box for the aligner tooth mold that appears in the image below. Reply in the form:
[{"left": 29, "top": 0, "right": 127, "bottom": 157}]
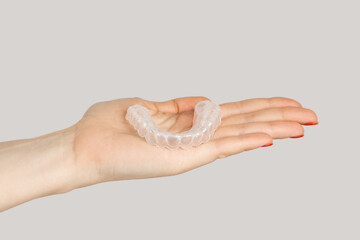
[{"left": 125, "top": 100, "right": 222, "bottom": 150}]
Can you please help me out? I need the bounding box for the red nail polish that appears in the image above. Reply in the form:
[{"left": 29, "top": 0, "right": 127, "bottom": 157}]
[
  {"left": 291, "top": 134, "right": 304, "bottom": 138},
  {"left": 262, "top": 143, "right": 273, "bottom": 147},
  {"left": 304, "top": 121, "right": 318, "bottom": 126}
]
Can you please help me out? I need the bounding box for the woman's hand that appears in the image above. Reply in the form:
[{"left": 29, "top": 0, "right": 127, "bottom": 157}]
[
  {"left": 73, "top": 96, "right": 318, "bottom": 184},
  {"left": 0, "top": 96, "right": 318, "bottom": 211}
]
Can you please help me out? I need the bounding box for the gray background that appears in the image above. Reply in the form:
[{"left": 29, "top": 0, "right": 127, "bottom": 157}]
[{"left": 0, "top": 0, "right": 359, "bottom": 239}]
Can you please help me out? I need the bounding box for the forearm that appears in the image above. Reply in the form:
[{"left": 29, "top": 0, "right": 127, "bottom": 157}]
[{"left": 0, "top": 127, "right": 87, "bottom": 211}]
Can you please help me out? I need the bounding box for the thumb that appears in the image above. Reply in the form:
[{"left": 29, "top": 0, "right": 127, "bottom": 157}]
[{"left": 153, "top": 96, "right": 210, "bottom": 114}]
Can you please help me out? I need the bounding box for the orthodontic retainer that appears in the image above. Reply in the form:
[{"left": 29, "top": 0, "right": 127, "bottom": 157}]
[{"left": 125, "top": 100, "right": 222, "bottom": 150}]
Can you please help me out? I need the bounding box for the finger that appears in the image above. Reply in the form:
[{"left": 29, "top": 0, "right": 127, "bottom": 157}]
[
  {"left": 221, "top": 107, "right": 318, "bottom": 126},
  {"left": 220, "top": 97, "right": 302, "bottom": 118},
  {"left": 152, "top": 96, "right": 210, "bottom": 114},
  {"left": 208, "top": 132, "right": 273, "bottom": 159},
  {"left": 213, "top": 121, "right": 304, "bottom": 140}
]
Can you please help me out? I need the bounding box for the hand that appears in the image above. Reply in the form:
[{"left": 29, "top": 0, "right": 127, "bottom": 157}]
[
  {"left": 0, "top": 96, "right": 318, "bottom": 211},
  {"left": 73, "top": 96, "right": 318, "bottom": 183}
]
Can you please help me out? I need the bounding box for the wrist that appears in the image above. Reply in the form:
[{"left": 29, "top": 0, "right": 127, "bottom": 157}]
[
  {"left": 46, "top": 125, "right": 99, "bottom": 194},
  {"left": 0, "top": 125, "right": 95, "bottom": 211}
]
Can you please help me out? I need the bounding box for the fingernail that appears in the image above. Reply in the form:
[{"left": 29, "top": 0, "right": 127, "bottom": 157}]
[
  {"left": 291, "top": 134, "right": 304, "bottom": 138},
  {"left": 304, "top": 121, "right": 318, "bottom": 126},
  {"left": 262, "top": 143, "right": 273, "bottom": 147}
]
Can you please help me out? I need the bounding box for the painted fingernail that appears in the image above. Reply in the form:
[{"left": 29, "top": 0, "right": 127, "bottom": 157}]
[
  {"left": 291, "top": 134, "right": 304, "bottom": 138},
  {"left": 262, "top": 143, "right": 273, "bottom": 147},
  {"left": 304, "top": 121, "right": 318, "bottom": 126}
]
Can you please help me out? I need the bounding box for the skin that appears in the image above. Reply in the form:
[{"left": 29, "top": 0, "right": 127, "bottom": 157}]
[{"left": 0, "top": 96, "right": 318, "bottom": 212}]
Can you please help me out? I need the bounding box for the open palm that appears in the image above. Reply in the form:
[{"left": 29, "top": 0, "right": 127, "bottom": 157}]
[{"left": 72, "top": 96, "right": 318, "bottom": 183}]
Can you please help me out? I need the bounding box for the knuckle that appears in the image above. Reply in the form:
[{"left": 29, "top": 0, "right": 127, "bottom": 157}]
[
  {"left": 271, "top": 97, "right": 302, "bottom": 107},
  {"left": 279, "top": 108, "right": 287, "bottom": 120},
  {"left": 267, "top": 121, "right": 277, "bottom": 134},
  {"left": 132, "top": 97, "right": 144, "bottom": 102},
  {"left": 245, "top": 112, "right": 254, "bottom": 122}
]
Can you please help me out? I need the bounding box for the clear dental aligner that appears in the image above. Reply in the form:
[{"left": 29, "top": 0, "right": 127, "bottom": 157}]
[{"left": 125, "top": 100, "right": 222, "bottom": 150}]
